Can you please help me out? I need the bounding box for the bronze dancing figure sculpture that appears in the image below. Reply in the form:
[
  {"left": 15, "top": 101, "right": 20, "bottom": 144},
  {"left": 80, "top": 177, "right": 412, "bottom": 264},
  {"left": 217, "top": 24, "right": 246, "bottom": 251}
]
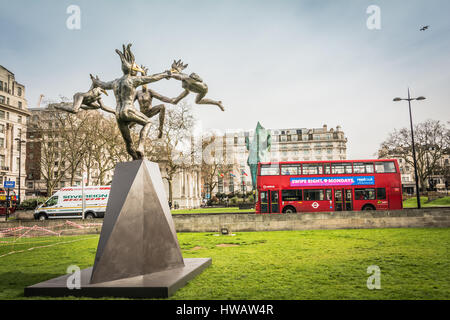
[
  {"left": 54, "top": 75, "right": 116, "bottom": 115},
  {"left": 133, "top": 65, "right": 185, "bottom": 139},
  {"left": 169, "top": 60, "right": 225, "bottom": 111},
  {"left": 57, "top": 43, "right": 224, "bottom": 161},
  {"left": 90, "top": 44, "right": 172, "bottom": 160}
]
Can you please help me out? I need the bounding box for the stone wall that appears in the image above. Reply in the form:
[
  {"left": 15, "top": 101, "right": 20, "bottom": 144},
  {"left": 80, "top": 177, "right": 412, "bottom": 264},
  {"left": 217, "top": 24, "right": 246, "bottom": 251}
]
[
  {"left": 2, "top": 208, "right": 449, "bottom": 234},
  {"left": 172, "top": 208, "right": 450, "bottom": 233}
]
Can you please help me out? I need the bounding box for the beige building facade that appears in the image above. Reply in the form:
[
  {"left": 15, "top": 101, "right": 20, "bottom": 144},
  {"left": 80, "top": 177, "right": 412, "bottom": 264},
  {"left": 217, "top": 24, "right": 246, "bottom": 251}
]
[
  {"left": 0, "top": 65, "right": 30, "bottom": 202},
  {"left": 208, "top": 124, "right": 348, "bottom": 196}
]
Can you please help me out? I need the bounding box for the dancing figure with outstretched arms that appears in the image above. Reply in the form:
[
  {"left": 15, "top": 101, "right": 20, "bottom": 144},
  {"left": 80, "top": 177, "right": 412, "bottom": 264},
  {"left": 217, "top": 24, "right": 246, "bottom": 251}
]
[
  {"left": 91, "top": 44, "right": 172, "bottom": 160},
  {"left": 133, "top": 65, "right": 186, "bottom": 138},
  {"left": 169, "top": 60, "right": 224, "bottom": 112}
]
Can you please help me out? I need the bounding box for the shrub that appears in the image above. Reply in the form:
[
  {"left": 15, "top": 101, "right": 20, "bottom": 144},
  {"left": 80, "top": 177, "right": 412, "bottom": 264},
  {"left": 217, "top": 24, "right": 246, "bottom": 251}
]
[
  {"left": 17, "top": 197, "right": 47, "bottom": 210},
  {"left": 230, "top": 196, "right": 239, "bottom": 204}
]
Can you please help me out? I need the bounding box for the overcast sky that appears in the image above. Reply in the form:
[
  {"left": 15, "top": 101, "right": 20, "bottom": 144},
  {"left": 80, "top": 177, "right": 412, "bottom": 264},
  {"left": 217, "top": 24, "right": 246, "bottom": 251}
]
[{"left": 1, "top": 0, "right": 449, "bottom": 159}]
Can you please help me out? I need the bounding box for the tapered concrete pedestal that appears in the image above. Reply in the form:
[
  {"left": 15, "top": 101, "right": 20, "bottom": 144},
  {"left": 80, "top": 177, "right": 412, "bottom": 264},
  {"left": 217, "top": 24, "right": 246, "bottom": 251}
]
[{"left": 25, "top": 160, "right": 211, "bottom": 298}]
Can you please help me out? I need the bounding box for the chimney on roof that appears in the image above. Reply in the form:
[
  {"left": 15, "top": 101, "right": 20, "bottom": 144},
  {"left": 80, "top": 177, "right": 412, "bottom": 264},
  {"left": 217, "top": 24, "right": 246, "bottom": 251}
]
[
  {"left": 323, "top": 124, "right": 327, "bottom": 132},
  {"left": 37, "top": 94, "right": 44, "bottom": 108}
]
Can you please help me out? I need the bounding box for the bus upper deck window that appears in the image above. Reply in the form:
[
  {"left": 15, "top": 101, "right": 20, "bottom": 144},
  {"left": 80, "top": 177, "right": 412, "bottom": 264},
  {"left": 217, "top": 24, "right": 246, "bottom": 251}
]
[
  {"left": 281, "top": 164, "right": 300, "bottom": 175},
  {"left": 332, "top": 163, "right": 352, "bottom": 174},
  {"left": 303, "top": 164, "right": 323, "bottom": 175},
  {"left": 260, "top": 164, "right": 280, "bottom": 176},
  {"left": 354, "top": 162, "right": 374, "bottom": 174},
  {"left": 375, "top": 162, "right": 396, "bottom": 173}
]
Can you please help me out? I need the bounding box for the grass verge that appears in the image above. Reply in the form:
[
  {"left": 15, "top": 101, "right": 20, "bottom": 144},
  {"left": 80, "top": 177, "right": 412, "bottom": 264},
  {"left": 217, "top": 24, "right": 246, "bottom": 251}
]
[{"left": 0, "top": 228, "right": 448, "bottom": 300}]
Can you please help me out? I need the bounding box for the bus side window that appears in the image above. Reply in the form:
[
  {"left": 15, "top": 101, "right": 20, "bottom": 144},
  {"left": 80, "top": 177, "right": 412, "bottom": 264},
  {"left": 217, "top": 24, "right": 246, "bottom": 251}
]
[
  {"left": 376, "top": 188, "right": 386, "bottom": 200},
  {"left": 282, "top": 189, "right": 302, "bottom": 201},
  {"left": 325, "top": 189, "right": 332, "bottom": 200},
  {"left": 304, "top": 189, "right": 324, "bottom": 201}
]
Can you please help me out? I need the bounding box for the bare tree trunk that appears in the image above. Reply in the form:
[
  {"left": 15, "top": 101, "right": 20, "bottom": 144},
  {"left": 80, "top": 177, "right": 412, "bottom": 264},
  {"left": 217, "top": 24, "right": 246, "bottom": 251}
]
[{"left": 168, "top": 179, "right": 173, "bottom": 205}]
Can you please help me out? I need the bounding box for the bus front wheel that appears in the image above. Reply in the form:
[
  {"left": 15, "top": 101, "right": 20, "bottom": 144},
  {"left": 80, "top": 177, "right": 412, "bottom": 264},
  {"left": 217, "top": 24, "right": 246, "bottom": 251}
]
[
  {"left": 282, "top": 206, "right": 296, "bottom": 214},
  {"left": 362, "top": 204, "right": 376, "bottom": 211}
]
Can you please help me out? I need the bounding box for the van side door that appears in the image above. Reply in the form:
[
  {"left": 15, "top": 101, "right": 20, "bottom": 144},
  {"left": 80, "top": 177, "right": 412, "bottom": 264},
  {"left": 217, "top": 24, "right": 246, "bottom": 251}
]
[{"left": 42, "top": 196, "right": 59, "bottom": 218}]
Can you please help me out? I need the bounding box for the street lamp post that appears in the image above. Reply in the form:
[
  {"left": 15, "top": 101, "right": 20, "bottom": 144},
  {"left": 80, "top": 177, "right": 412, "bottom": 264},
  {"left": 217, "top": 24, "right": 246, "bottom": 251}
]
[
  {"left": 393, "top": 88, "right": 426, "bottom": 209},
  {"left": 15, "top": 138, "right": 26, "bottom": 206}
]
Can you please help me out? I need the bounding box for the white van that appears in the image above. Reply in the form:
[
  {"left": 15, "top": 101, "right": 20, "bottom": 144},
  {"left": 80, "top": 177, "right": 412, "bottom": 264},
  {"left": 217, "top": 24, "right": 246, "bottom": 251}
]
[{"left": 34, "top": 186, "right": 111, "bottom": 220}]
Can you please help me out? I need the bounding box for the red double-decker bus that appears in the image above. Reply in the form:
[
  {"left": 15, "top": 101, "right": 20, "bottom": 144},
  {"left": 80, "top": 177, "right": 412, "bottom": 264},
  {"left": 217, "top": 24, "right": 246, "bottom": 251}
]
[{"left": 256, "top": 159, "right": 402, "bottom": 214}]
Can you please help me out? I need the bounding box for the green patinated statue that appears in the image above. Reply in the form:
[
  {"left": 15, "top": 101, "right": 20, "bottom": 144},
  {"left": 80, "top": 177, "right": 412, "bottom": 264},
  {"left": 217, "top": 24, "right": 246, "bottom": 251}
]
[{"left": 245, "top": 122, "right": 272, "bottom": 190}]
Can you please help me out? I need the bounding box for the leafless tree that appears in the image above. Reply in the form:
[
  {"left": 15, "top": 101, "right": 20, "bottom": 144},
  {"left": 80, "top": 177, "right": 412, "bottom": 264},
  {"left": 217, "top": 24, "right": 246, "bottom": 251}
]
[
  {"left": 379, "top": 119, "right": 450, "bottom": 190},
  {"left": 31, "top": 106, "right": 70, "bottom": 195},
  {"left": 201, "top": 132, "right": 233, "bottom": 198},
  {"left": 146, "top": 102, "right": 195, "bottom": 205},
  {"left": 57, "top": 110, "right": 92, "bottom": 186}
]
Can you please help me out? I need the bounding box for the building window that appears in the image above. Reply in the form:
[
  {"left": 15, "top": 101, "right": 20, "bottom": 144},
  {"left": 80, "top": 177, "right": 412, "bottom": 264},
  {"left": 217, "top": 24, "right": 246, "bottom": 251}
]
[
  {"left": 18, "top": 101, "right": 22, "bottom": 109},
  {"left": 0, "top": 96, "right": 5, "bottom": 104},
  {"left": 229, "top": 178, "right": 234, "bottom": 193},
  {"left": 0, "top": 137, "right": 3, "bottom": 148},
  {"left": 18, "top": 87, "right": 22, "bottom": 96},
  {"left": 0, "top": 155, "right": 5, "bottom": 167}
]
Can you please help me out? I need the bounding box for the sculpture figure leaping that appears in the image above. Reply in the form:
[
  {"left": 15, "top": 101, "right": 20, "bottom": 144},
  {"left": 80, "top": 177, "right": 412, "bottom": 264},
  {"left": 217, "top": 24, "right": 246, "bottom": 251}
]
[
  {"left": 54, "top": 75, "right": 116, "bottom": 115},
  {"left": 169, "top": 60, "right": 225, "bottom": 112}
]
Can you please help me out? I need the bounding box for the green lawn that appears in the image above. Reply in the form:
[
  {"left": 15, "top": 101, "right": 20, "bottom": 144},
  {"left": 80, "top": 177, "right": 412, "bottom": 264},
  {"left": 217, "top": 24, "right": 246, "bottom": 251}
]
[
  {"left": 403, "top": 196, "right": 450, "bottom": 208},
  {"left": 0, "top": 228, "right": 449, "bottom": 299},
  {"left": 172, "top": 207, "right": 254, "bottom": 214}
]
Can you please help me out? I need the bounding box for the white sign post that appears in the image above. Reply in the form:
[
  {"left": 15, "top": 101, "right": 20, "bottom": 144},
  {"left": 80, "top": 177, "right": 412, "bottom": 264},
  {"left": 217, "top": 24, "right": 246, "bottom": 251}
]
[{"left": 82, "top": 173, "right": 87, "bottom": 220}]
